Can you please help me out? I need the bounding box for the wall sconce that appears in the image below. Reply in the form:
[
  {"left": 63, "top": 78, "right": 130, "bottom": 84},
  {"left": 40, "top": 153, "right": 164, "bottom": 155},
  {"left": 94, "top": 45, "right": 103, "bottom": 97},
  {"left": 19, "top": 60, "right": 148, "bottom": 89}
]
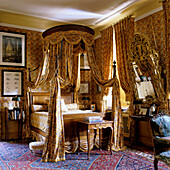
[{"left": 12, "top": 96, "right": 20, "bottom": 108}]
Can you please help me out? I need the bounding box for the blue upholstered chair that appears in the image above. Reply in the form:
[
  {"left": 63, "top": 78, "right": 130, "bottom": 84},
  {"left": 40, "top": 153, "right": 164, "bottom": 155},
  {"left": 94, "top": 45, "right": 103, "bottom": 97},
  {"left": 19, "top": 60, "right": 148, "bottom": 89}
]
[{"left": 150, "top": 113, "right": 170, "bottom": 169}]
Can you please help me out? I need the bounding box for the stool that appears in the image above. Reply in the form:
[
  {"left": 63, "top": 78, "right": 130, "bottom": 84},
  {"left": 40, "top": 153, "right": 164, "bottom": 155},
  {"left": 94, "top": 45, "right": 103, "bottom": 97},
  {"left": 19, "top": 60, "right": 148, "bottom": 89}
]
[{"left": 29, "top": 141, "right": 44, "bottom": 155}]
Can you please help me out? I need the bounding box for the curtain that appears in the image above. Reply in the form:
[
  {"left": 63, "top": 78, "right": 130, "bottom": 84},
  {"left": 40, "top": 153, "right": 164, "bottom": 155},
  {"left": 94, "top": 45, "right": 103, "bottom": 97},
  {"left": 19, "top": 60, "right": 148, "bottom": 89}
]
[
  {"left": 100, "top": 27, "right": 113, "bottom": 96},
  {"left": 27, "top": 50, "right": 50, "bottom": 89},
  {"left": 162, "top": 0, "right": 169, "bottom": 95},
  {"left": 114, "top": 16, "right": 134, "bottom": 102},
  {"left": 111, "top": 77, "right": 124, "bottom": 151},
  {"left": 27, "top": 30, "right": 93, "bottom": 162},
  {"left": 42, "top": 77, "right": 65, "bottom": 162},
  {"left": 86, "top": 43, "right": 125, "bottom": 151}
]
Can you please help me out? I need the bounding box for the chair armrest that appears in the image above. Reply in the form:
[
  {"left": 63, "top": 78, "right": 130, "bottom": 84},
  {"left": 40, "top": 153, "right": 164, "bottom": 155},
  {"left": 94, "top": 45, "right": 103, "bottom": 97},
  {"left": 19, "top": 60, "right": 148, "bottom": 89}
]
[{"left": 154, "top": 136, "right": 170, "bottom": 145}]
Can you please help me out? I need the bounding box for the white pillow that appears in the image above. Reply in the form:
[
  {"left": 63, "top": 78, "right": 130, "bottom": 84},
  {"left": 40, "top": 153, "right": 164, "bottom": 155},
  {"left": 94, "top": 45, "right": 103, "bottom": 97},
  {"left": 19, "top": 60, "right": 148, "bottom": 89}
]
[
  {"left": 66, "top": 103, "right": 78, "bottom": 110},
  {"left": 61, "top": 99, "right": 68, "bottom": 112}
]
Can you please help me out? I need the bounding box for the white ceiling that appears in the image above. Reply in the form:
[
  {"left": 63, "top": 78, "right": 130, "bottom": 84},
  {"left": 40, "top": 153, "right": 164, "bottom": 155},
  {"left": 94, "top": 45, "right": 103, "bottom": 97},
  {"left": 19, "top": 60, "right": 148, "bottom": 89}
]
[{"left": 0, "top": 0, "right": 161, "bottom": 34}]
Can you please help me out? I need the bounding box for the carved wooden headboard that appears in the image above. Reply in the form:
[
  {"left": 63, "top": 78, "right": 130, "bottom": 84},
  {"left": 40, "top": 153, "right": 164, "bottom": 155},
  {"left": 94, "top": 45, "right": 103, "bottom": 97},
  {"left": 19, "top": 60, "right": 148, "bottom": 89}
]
[{"left": 30, "top": 92, "right": 74, "bottom": 105}]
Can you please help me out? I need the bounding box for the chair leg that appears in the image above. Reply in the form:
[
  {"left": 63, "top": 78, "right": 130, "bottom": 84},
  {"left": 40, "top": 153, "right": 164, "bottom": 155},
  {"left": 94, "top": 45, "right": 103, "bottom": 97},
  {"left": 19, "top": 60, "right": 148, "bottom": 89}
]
[{"left": 154, "top": 158, "right": 158, "bottom": 170}]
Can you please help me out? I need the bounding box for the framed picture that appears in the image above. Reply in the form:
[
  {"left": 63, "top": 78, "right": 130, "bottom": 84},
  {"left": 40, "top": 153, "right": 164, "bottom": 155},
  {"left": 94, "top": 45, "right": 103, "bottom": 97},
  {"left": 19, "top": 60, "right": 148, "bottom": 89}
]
[
  {"left": 90, "top": 104, "right": 96, "bottom": 111},
  {"left": 80, "top": 53, "right": 90, "bottom": 70},
  {"left": 0, "top": 31, "right": 26, "bottom": 67},
  {"left": 139, "top": 108, "right": 148, "bottom": 115},
  {"left": 80, "top": 82, "right": 89, "bottom": 95},
  {"left": 2, "top": 70, "right": 23, "bottom": 97}
]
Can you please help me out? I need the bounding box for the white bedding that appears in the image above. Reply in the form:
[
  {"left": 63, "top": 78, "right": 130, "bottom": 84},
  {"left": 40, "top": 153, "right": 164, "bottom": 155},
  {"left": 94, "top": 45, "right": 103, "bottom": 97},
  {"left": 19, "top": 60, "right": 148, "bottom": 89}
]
[{"left": 30, "top": 109, "right": 97, "bottom": 132}]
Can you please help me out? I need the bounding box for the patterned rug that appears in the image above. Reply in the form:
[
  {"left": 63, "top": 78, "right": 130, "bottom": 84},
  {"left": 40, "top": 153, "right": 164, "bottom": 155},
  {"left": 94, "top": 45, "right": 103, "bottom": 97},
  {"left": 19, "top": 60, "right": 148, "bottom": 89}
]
[{"left": 0, "top": 142, "right": 169, "bottom": 170}]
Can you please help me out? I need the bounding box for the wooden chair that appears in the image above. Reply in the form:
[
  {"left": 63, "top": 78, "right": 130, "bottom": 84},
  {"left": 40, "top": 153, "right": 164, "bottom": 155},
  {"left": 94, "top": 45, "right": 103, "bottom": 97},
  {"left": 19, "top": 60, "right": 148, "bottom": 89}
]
[{"left": 150, "top": 113, "right": 170, "bottom": 169}]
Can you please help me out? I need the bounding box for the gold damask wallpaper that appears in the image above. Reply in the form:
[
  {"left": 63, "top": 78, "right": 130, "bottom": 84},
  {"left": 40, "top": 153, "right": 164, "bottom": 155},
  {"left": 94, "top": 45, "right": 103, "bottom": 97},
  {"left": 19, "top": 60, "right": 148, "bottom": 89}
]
[{"left": 0, "top": 26, "right": 44, "bottom": 105}]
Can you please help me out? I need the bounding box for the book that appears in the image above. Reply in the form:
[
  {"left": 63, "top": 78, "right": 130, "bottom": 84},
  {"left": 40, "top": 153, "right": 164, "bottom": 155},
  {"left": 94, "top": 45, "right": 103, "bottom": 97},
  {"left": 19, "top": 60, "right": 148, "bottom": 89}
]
[
  {"left": 83, "top": 119, "right": 103, "bottom": 123},
  {"left": 83, "top": 116, "right": 103, "bottom": 123}
]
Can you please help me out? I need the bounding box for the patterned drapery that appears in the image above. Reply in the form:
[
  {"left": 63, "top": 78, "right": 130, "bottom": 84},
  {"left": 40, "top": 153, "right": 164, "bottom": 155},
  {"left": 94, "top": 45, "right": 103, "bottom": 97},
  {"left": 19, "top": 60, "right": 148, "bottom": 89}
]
[
  {"left": 162, "top": 0, "right": 169, "bottom": 95},
  {"left": 100, "top": 26, "right": 113, "bottom": 96},
  {"left": 114, "top": 16, "right": 134, "bottom": 101},
  {"left": 86, "top": 44, "right": 125, "bottom": 151},
  {"left": 42, "top": 77, "right": 65, "bottom": 162},
  {"left": 27, "top": 50, "right": 50, "bottom": 89},
  {"left": 27, "top": 29, "right": 92, "bottom": 162},
  {"left": 111, "top": 77, "right": 125, "bottom": 151}
]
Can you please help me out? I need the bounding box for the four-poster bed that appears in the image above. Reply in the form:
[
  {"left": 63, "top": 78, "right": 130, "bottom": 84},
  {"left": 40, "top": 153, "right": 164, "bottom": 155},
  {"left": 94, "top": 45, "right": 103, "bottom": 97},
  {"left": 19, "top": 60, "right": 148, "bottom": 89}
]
[{"left": 26, "top": 24, "right": 125, "bottom": 162}]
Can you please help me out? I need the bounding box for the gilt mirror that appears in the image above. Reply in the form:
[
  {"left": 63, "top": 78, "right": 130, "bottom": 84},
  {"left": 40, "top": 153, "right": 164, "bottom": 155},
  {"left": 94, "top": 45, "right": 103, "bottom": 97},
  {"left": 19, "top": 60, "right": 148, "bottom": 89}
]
[{"left": 129, "top": 33, "right": 166, "bottom": 105}]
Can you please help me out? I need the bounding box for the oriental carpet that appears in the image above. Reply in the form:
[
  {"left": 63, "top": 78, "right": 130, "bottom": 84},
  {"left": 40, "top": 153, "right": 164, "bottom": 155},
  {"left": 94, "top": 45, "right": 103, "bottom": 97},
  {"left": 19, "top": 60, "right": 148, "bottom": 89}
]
[{"left": 0, "top": 142, "right": 169, "bottom": 170}]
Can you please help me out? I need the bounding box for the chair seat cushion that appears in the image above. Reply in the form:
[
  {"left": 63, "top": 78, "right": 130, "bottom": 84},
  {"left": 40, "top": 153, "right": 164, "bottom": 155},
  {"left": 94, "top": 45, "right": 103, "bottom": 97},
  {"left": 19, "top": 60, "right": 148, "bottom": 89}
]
[
  {"left": 156, "top": 150, "right": 170, "bottom": 166},
  {"left": 29, "top": 141, "right": 44, "bottom": 151}
]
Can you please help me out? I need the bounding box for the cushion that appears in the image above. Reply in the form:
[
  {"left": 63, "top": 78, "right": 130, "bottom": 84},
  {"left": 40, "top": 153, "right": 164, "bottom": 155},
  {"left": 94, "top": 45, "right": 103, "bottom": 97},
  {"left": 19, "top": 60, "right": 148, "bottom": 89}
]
[
  {"left": 29, "top": 141, "right": 44, "bottom": 151},
  {"left": 31, "top": 105, "right": 48, "bottom": 112},
  {"left": 152, "top": 114, "right": 170, "bottom": 137},
  {"left": 66, "top": 103, "right": 78, "bottom": 110}
]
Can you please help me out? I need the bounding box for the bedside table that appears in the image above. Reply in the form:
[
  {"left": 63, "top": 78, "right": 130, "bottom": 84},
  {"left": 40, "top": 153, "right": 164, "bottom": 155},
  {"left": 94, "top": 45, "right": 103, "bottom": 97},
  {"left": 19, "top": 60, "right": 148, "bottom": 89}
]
[{"left": 77, "top": 120, "right": 113, "bottom": 159}]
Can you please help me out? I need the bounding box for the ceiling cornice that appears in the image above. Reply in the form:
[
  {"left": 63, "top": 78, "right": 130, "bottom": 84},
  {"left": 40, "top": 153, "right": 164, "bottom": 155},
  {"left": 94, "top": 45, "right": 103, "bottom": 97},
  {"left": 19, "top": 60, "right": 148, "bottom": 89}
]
[
  {"left": 134, "top": 6, "right": 162, "bottom": 21},
  {"left": 0, "top": 22, "right": 45, "bottom": 32}
]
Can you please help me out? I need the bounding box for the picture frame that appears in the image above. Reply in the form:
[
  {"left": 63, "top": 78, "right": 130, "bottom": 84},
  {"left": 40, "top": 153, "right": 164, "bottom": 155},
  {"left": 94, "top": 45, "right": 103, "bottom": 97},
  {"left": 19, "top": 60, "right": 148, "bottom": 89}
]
[
  {"left": 139, "top": 108, "right": 148, "bottom": 115},
  {"left": 2, "top": 70, "right": 23, "bottom": 97},
  {"left": 90, "top": 104, "right": 96, "bottom": 111},
  {"left": 80, "top": 53, "right": 90, "bottom": 70},
  {"left": 80, "top": 82, "right": 89, "bottom": 95},
  {"left": 0, "top": 31, "right": 26, "bottom": 67}
]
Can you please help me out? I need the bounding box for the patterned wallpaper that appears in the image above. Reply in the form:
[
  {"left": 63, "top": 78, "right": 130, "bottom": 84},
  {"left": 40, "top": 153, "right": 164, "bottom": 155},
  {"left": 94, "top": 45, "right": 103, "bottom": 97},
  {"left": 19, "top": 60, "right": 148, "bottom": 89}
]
[
  {"left": 0, "top": 26, "right": 46, "bottom": 139},
  {"left": 0, "top": 26, "right": 43, "bottom": 106},
  {"left": 0, "top": 26, "right": 46, "bottom": 108}
]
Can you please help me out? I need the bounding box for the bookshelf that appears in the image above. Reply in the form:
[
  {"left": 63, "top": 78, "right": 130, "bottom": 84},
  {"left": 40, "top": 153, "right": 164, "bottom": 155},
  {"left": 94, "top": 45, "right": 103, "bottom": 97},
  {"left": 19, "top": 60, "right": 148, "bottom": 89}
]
[{"left": 4, "top": 107, "right": 23, "bottom": 140}]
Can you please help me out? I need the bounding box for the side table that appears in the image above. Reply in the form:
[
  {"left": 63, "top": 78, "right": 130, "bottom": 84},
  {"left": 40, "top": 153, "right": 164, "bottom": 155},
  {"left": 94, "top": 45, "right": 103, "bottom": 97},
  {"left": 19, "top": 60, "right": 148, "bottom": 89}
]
[{"left": 77, "top": 120, "right": 113, "bottom": 159}]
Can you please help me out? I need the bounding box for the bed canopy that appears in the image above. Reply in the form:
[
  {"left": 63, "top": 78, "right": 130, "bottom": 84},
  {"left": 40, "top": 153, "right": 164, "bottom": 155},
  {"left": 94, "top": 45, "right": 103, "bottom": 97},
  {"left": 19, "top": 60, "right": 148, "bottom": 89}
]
[{"left": 27, "top": 24, "right": 125, "bottom": 162}]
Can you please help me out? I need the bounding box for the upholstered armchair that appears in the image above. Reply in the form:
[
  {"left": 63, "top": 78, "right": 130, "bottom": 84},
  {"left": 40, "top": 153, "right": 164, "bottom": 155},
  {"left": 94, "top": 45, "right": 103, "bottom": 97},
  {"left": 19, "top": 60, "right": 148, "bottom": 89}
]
[{"left": 150, "top": 113, "right": 170, "bottom": 169}]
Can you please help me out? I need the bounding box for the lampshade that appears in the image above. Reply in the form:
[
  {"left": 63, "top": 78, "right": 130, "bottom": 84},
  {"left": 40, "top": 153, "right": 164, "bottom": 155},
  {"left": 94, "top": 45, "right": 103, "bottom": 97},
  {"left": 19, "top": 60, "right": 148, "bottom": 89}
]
[
  {"left": 82, "top": 97, "right": 90, "bottom": 100},
  {"left": 12, "top": 96, "right": 20, "bottom": 101}
]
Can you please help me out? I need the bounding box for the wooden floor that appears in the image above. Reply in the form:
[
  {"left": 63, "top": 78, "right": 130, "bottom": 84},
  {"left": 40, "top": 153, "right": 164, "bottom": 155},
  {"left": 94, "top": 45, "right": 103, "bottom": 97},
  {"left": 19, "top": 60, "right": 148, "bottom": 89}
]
[{"left": 124, "top": 138, "right": 154, "bottom": 153}]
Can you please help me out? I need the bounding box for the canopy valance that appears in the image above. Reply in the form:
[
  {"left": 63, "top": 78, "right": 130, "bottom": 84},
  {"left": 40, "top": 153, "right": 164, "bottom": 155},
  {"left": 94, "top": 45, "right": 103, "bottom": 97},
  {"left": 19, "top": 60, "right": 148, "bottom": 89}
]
[{"left": 43, "top": 24, "right": 94, "bottom": 50}]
